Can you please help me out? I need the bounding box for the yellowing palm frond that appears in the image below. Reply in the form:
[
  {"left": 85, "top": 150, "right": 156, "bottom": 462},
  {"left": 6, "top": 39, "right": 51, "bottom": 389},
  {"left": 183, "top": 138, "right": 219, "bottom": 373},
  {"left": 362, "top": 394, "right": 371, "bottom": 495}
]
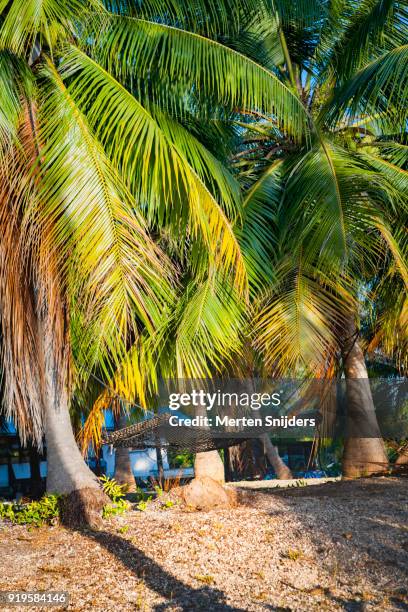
[
  {"left": 253, "top": 261, "right": 353, "bottom": 375},
  {"left": 38, "top": 60, "right": 174, "bottom": 376},
  {"left": 59, "top": 45, "right": 248, "bottom": 295}
]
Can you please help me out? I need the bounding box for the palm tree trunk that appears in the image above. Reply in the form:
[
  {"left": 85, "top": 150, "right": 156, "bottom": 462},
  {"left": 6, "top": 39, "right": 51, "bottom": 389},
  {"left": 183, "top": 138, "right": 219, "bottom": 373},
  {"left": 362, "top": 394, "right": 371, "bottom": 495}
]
[
  {"left": 395, "top": 443, "right": 408, "bottom": 468},
  {"left": 341, "top": 315, "right": 388, "bottom": 478},
  {"left": 260, "top": 434, "right": 293, "bottom": 479},
  {"left": 114, "top": 414, "right": 135, "bottom": 491},
  {"left": 42, "top": 318, "right": 108, "bottom": 527},
  {"left": 194, "top": 450, "right": 225, "bottom": 483},
  {"left": 0, "top": 123, "right": 107, "bottom": 527},
  {"left": 28, "top": 443, "right": 44, "bottom": 500}
]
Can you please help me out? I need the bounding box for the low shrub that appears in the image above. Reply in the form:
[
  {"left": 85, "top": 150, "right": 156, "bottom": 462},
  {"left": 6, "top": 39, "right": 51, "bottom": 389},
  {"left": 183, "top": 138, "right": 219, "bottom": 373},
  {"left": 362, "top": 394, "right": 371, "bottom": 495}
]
[
  {"left": 0, "top": 495, "right": 60, "bottom": 527},
  {"left": 99, "top": 475, "right": 130, "bottom": 518}
]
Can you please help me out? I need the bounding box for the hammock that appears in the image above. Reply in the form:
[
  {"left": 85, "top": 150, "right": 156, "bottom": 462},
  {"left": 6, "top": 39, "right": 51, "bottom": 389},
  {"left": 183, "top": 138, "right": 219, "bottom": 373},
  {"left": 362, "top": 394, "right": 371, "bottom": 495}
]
[{"left": 102, "top": 413, "right": 251, "bottom": 452}]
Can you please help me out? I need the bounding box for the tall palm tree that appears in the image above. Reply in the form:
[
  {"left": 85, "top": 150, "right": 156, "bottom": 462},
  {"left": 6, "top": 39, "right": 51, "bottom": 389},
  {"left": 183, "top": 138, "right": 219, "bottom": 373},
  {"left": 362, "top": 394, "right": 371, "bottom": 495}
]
[
  {"left": 237, "top": 0, "right": 408, "bottom": 476},
  {"left": 0, "top": 0, "right": 310, "bottom": 522},
  {"left": 81, "top": 0, "right": 407, "bottom": 487}
]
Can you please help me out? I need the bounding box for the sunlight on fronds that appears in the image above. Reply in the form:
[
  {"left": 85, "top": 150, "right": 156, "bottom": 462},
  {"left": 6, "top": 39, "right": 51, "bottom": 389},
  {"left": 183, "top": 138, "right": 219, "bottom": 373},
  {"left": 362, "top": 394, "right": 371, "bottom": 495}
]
[
  {"left": 156, "top": 272, "right": 245, "bottom": 378},
  {"left": 37, "top": 61, "right": 174, "bottom": 377},
  {"left": 253, "top": 261, "right": 353, "bottom": 375},
  {"left": 0, "top": 0, "right": 102, "bottom": 56},
  {"left": 79, "top": 335, "right": 157, "bottom": 453},
  {"left": 84, "top": 14, "right": 309, "bottom": 140},
  {"left": 59, "top": 45, "right": 248, "bottom": 295}
]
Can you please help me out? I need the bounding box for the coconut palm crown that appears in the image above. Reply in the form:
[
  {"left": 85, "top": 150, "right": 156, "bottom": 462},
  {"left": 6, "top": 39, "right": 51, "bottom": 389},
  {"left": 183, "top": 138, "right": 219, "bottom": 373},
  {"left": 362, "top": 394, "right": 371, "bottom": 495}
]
[
  {"left": 0, "top": 0, "right": 312, "bottom": 446},
  {"left": 78, "top": 1, "right": 408, "bottom": 454},
  {"left": 0, "top": 0, "right": 407, "bottom": 496}
]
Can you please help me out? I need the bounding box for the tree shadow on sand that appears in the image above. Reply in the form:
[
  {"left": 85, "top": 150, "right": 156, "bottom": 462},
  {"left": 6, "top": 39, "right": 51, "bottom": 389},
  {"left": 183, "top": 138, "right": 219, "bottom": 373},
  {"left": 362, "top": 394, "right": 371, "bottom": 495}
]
[{"left": 82, "top": 529, "right": 246, "bottom": 611}]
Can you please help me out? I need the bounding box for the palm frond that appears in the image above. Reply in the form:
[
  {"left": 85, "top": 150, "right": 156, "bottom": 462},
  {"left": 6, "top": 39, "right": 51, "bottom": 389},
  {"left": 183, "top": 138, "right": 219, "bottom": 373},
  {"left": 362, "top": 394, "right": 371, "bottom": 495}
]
[
  {"left": 280, "top": 139, "right": 347, "bottom": 268},
  {"left": 238, "top": 160, "right": 283, "bottom": 291},
  {"left": 271, "top": 0, "right": 327, "bottom": 27},
  {"left": 253, "top": 259, "right": 351, "bottom": 374},
  {"left": 329, "top": 0, "right": 398, "bottom": 82},
  {"left": 59, "top": 45, "right": 249, "bottom": 295},
  {"left": 366, "top": 290, "right": 407, "bottom": 372},
  {"left": 103, "top": 0, "right": 261, "bottom": 37},
  {"left": 78, "top": 334, "right": 156, "bottom": 452},
  {"left": 37, "top": 60, "right": 174, "bottom": 378},
  {"left": 156, "top": 272, "right": 245, "bottom": 378},
  {"left": 362, "top": 151, "right": 408, "bottom": 194},
  {"left": 375, "top": 221, "right": 408, "bottom": 289},
  {"left": 83, "top": 15, "right": 309, "bottom": 140},
  {"left": 0, "top": 52, "right": 30, "bottom": 143},
  {"left": 372, "top": 139, "right": 408, "bottom": 168},
  {"left": 326, "top": 44, "right": 408, "bottom": 128},
  {"left": 0, "top": 0, "right": 101, "bottom": 56}
]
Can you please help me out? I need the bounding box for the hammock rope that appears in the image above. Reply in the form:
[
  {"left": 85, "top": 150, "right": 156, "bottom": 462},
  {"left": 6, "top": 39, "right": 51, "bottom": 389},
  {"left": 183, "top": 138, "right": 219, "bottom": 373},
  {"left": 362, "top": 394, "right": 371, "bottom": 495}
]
[{"left": 102, "top": 413, "right": 251, "bottom": 452}]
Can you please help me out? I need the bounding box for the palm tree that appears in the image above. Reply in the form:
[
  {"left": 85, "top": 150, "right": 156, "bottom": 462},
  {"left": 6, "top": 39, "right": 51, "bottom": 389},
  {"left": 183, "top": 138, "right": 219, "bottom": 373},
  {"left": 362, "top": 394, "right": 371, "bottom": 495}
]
[
  {"left": 113, "top": 413, "right": 136, "bottom": 491},
  {"left": 0, "top": 0, "right": 310, "bottom": 522},
  {"left": 81, "top": 0, "right": 407, "bottom": 487},
  {"left": 237, "top": 0, "right": 408, "bottom": 476}
]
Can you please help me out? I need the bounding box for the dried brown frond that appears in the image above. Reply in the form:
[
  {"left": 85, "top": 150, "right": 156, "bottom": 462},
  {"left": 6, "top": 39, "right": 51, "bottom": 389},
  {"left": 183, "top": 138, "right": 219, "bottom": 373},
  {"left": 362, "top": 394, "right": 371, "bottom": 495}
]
[{"left": 0, "top": 100, "right": 70, "bottom": 448}]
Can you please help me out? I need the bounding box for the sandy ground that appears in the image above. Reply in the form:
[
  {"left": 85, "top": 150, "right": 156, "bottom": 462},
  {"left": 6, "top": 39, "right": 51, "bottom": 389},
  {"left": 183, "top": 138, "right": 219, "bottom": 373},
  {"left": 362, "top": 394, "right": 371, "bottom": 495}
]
[{"left": 0, "top": 477, "right": 407, "bottom": 612}]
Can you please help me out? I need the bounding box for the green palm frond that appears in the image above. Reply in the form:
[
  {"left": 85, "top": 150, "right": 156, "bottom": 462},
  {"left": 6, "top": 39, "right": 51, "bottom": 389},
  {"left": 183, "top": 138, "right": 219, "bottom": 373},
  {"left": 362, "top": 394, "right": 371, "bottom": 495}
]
[
  {"left": 281, "top": 140, "right": 347, "bottom": 267},
  {"left": 362, "top": 152, "right": 408, "bottom": 194},
  {"left": 221, "top": 6, "right": 284, "bottom": 71},
  {"left": 250, "top": 132, "right": 406, "bottom": 374},
  {"left": 158, "top": 272, "right": 245, "bottom": 378},
  {"left": 38, "top": 60, "right": 174, "bottom": 377},
  {"left": 152, "top": 112, "right": 241, "bottom": 219},
  {"left": 271, "top": 0, "right": 327, "bottom": 27},
  {"left": 59, "top": 45, "right": 248, "bottom": 295},
  {"left": 270, "top": 0, "right": 328, "bottom": 72},
  {"left": 371, "top": 139, "right": 408, "bottom": 168},
  {"left": 326, "top": 44, "right": 408, "bottom": 127},
  {"left": 0, "top": 0, "right": 101, "bottom": 56},
  {"left": 0, "top": 52, "right": 29, "bottom": 142},
  {"left": 329, "top": 0, "right": 397, "bottom": 82},
  {"left": 103, "top": 0, "right": 261, "bottom": 36},
  {"left": 238, "top": 160, "right": 283, "bottom": 291},
  {"left": 83, "top": 15, "right": 309, "bottom": 140}
]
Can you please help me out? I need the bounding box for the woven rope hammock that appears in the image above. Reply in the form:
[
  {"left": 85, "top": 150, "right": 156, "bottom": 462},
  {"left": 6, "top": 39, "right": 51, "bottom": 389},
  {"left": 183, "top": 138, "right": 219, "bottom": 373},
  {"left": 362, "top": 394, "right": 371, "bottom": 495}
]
[{"left": 103, "top": 413, "right": 252, "bottom": 453}]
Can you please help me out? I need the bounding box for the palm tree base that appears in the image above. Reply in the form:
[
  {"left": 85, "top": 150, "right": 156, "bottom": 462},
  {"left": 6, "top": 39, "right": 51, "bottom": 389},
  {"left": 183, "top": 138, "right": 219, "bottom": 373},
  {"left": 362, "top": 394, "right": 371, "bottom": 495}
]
[
  {"left": 342, "top": 437, "right": 389, "bottom": 478},
  {"left": 180, "top": 476, "right": 236, "bottom": 510},
  {"left": 59, "top": 487, "right": 109, "bottom": 529}
]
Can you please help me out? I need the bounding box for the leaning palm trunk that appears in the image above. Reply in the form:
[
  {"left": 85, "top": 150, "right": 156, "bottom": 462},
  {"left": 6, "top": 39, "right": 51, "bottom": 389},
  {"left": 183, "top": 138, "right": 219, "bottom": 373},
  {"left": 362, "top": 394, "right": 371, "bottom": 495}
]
[
  {"left": 229, "top": 440, "right": 264, "bottom": 480},
  {"left": 395, "top": 443, "right": 408, "bottom": 469},
  {"left": 45, "top": 398, "right": 107, "bottom": 527},
  {"left": 114, "top": 414, "right": 135, "bottom": 491},
  {"left": 341, "top": 315, "right": 388, "bottom": 478},
  {"left": 260, "top": 434, "right": 292, "bottom": 479},
  {"left": 193, "top": 397, "right": 225, "bottom": 484}
]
